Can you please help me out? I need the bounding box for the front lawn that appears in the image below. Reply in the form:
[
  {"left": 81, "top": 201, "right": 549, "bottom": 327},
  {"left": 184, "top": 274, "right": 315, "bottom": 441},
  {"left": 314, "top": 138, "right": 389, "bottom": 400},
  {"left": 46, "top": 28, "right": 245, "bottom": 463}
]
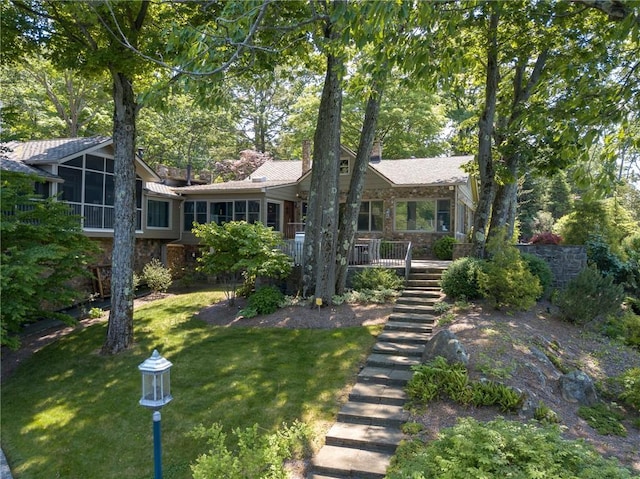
[{"left": 1, "top": 288, "right": 380, "bottom": 478}]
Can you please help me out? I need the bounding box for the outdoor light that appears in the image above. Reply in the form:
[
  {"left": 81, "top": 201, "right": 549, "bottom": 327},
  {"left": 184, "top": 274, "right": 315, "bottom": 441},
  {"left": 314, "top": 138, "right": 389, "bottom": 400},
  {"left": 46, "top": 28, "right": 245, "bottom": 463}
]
[{"left": 139, "top": 349, "right": 173, "bottom": 479}]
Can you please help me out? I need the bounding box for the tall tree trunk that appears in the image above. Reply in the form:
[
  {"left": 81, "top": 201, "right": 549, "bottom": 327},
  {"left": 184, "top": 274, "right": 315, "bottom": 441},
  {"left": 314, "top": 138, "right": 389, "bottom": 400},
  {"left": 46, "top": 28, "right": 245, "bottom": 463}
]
[
  {"left": 302, "top": 52, "right": 343, "bottom": 302},
  {"left": 488, "top": 155, "right": 519, "bottom": 239},
  {"left": 335, "top": 81, "right": 384, "bottom": 294},
  {"left": 471, "top": 7, "right": 500, "bottom": 258},
  {"left": 102, "top": 71, "right": 137, "bottom": 355}
]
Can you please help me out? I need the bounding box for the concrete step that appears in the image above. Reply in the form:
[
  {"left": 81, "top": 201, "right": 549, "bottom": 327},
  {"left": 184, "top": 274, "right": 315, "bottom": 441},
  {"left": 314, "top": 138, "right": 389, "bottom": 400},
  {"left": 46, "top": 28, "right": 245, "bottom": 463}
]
[
  {"left": 383, "top": 321, "right": 433, "bottom": 334},
  {"left": 393, "top": 303, "right": 436, "bottom": 314},
  {"left": 309, "top": 445, "right": 391, "bottom": 479},
  {"left": 366, "top": 353, "right": 421, "bottom": 369},
  {"left": 325, "top": 422, "right": 404, "bottom": 452},
  {"left": 372, "top": 341, "right": 424, "bottom": 357},
  {"left": 377, "top": 330, "right": 431, "bottom": 344},
  {"left": 338, "top": 401, "right": 409, "bottom": 427},
  {"left": 349, "top": 382, "right": 408, "bottom": 406},
  {"left": 358, "top": 366, "right": 414, "bottom": 386}
]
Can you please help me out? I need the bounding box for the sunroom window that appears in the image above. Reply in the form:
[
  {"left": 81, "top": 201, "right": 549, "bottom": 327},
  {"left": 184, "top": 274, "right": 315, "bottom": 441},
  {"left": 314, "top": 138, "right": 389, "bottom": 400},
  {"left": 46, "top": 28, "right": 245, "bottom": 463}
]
[{"left": 395, "top": 199, "right": 450, "bottom": 232}]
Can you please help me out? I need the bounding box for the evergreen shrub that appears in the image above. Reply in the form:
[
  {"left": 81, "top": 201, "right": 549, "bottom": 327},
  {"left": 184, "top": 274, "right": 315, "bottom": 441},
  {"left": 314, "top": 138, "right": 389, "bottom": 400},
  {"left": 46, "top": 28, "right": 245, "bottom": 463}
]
[
  {"left": 521, "top": 252, "right": 553, "bottom": 298},
  {"left": 247, "top": 285, "right": 284, "bottom": 315},
  {"left": 556, "top": 265, "right": 625, "bottom": 324},
  {"left": 439, "top": 257, "right": 484, "bottom": 300},
  {"left": 387, "top": 418, "right": 635, "bottom": 479},
  {"left": 432, "top": 236, "right": 456, "bottom": 260},
  {"left": 617, "top": 368, "right": 640, "bottom": 411},
  {"left": 142, "top": 258, "right": 173, "bottom": 294},
  {"left": 478, "top": 230, "right": 542, "bottom": 310}
]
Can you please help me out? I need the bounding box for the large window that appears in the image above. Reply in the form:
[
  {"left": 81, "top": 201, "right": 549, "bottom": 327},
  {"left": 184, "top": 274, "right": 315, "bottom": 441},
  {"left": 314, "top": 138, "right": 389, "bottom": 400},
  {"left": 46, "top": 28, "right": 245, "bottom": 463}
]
[
  {"left": 184, "top": 201, "right": 207, "bottom": 230},
  {"left": 210, "top": 200, "right": 260, "bottom": 225},
  {"left": 58, "top": 154, "right": 143, "bottom": 230},
  {"left": 395, "top": 199, "right": 450, "bottom": 232},
  {"left": 358, "top": 200, "right": 383, "bottom": 232},
  {"left": 147, "top": 199, "right": 170, "bottom": 228}
]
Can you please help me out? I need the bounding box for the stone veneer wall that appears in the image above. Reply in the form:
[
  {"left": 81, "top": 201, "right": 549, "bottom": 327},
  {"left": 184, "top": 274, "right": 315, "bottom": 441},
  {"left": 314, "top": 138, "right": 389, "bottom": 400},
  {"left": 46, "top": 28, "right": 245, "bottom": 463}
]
[
  {"left": 516, "top": 244, "right": 587, "bottom": 288},
  {"left": 453, "top": 243, "right": 587, "bottom": 288}
]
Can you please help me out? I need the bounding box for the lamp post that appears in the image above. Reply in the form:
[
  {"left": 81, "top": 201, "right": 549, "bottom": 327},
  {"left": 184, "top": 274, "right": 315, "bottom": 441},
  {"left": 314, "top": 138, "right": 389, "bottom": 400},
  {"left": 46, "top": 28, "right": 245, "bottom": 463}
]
[{"left": 138, "top": 350, "right": 173, "bottom": 479}]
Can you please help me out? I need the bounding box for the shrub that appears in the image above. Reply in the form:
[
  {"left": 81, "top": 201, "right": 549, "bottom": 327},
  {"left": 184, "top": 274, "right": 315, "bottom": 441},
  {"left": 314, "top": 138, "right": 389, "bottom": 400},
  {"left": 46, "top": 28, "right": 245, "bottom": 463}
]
[
  {"left": 247, "top": 285, "right": 284, "bottom": 315},
  {"left": 615, "top": 368, "right": 640, "bottom": 412},
  {"left": 190, "top": 421, "right": 311, "bottom": 479},
  {"left": 521, "top": 253, "right": 553, "bottom": 298},
  {"left": 577, "top": 404, "right": 627, "bottom": 437},
  {"left": 556, "top": 265, "right": 625, "bottom": 324},
  {"left": 439, "top": 257, "right": 484, "bottom": 300},
  {"left": 387, "top": 418, "right": 635, "bottom": 479},
  {"left": 534, "top": 401, "right": 561, "bottom": 424},
  {"left": 478, "top": 229, "right": 542, "bottom": 310},
  {"left": 351, "top": 267, "right": 404, "bottom": 292},
  {"left": 603, "top": 310, "right": 640, "bottom": 350},
  {"left": 531, "top": 232, "right": 562, "bottom": 245},
  {"left": 432, "top": 236, "right": 456, "bottom": 260},
  {"left": 142, "top": 258, "right": 173, "bottom": 294}
]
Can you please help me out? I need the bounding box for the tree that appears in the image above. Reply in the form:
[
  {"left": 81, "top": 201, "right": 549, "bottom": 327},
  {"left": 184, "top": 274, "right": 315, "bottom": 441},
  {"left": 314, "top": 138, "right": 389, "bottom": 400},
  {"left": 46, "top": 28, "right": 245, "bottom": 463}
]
[
  {"left": 0, "top": 170, "right": 99, "bottom": 348},
  {"left": 193, "top": 221, "right": 292, "bottom": 305}
]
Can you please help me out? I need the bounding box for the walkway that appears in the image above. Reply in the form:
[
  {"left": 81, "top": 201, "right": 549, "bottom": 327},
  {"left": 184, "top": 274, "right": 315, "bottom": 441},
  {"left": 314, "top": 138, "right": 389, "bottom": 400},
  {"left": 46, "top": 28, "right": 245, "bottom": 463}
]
[{"left": 307, "top": 261, "right": 448, "bottom": 478}]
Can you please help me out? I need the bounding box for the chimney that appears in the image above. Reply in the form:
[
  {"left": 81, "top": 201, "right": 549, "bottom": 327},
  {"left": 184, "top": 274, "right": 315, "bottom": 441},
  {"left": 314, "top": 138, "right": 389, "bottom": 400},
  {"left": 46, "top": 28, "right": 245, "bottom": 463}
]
[
  {"left": 370, "top": 139, "right": 382, "bottom": 163},
  {"left": 302, "top": 139, "right": 311, "bottom": 174}
]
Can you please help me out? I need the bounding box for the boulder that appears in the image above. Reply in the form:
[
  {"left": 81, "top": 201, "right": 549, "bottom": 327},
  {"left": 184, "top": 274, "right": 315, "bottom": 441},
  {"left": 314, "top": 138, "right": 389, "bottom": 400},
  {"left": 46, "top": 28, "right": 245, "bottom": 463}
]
[
  {"left": 559, "top": 370, "right": 598, "bottom": 406},
  {"left": 422, "top": 330, "right": 469, "bottom": 365}
]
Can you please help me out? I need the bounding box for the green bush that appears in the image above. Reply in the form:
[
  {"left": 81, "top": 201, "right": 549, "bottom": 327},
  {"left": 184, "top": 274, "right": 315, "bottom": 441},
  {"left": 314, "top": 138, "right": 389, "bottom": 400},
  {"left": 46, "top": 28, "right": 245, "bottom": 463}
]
[
  {"left": 190, "top": 421, "right": 311, "bottom": 479},
  {"left": 439, "top": 257, "right": 484, "bottom": 300},
  {"left": 351, "top": 267, "right": 404, "bottom": 292},
  {"left": 617, "top": 368, "right": 640, "bottom": 411},
  {"left": 521, "top": 252, "right": 554, "bottom": 298},
  {"left": 142, "top": 258, "right": 173, "bottom": 294},
  {"left": 556, "top": 265, "right": 625, "bottom": 324},
  {"left": 387, "top": 418, "right": 635, "bottom": 479},
  {"left": 603, "top": 310, "right": 640, "bottom": 350},
  {"left": 432, "top": 236, "right": 456, "bottom": 260},
  {"left": 247, "top": 285, "right": 284, "bottom": 315},
  {"left": 577, "top": 404, "right": 627, "bottom": 437},
  {"left": 478, "top": 230, "right": 542, "bottom": 310}
]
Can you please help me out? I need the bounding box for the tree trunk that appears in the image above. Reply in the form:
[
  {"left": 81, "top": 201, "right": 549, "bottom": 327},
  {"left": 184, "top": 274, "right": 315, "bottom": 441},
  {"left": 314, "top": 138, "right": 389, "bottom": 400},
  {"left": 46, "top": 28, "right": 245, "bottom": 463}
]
[
  {"left": 102, "top": 71, "right": 137, "bottom": 355},
  {"left": 335, "top": 82, "right": 384, "bottom": 294},
  {"left": 488, "top": 155, "right": 519, "bottom": 240},
  {"left": 471, "top": 7, "right": 500, "bottom": 258},
  {"left": 302, "top": 52, "right": 343, "bottom": 303}
]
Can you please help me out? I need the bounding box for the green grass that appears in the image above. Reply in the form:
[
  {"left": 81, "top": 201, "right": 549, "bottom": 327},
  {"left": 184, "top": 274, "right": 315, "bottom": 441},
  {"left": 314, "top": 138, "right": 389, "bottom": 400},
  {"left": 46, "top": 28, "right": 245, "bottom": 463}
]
[{"left": 1, "top": 288, "right": 380, "bottom": 479}]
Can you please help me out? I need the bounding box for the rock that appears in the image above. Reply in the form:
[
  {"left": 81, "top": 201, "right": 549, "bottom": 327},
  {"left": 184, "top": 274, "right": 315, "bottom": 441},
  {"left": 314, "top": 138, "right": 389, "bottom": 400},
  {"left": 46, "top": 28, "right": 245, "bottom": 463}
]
[
  {"left": 422, "top": 330, "right": 469, "bottom": 365},
  {"left": 559, "top": 370, "right": 598, "bottom": 406}
]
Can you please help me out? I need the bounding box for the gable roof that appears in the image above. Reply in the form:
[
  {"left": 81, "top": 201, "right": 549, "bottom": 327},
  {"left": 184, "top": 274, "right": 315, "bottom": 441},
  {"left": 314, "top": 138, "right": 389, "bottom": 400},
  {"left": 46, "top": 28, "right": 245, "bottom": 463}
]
[
  {"left": 4, "top": 136, "right": 111, "bottom": 164},
  {"left": 370, "top": 156, "right": 473, "bottom": 186},
  {"left": 174, "top": 160, "right": 302, "bottom": 194}
]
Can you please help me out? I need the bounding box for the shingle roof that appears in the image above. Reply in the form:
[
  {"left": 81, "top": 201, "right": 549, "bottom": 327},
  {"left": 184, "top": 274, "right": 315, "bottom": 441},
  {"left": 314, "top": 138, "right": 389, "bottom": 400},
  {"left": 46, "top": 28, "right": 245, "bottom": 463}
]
[
  {"left": 3, "top": 136, "right": 111, "bottom": 164},
  {"left": 250, "top": 160, "right": 302, "bottom": 181},
  {"left": 371, "top": 156, "right": 473, "bottom": 186},
  {"left": 145, "top": 182, "right": 180, "bottom": 197},
  {"left": 1, "top": 143, "right": 61, "bottom": 179}
]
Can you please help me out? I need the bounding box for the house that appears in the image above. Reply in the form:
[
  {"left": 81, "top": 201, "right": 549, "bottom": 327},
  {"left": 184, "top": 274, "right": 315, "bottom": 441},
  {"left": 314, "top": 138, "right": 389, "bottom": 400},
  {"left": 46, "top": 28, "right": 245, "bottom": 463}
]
[
  {"left": 174, "top": 142, "right": 477, "bottom": 258},
  {"left": 2, "top": 136, "right": 477, "bottom": 283},
  {"left": 1, "top": 137, "right": 183, "bottom": 275}
]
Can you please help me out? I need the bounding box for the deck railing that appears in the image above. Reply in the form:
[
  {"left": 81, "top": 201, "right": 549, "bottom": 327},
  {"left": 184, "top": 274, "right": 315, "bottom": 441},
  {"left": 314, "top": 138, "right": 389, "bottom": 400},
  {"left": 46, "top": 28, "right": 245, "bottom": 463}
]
[{"left": 280, "top": 236, "right": 412, "bottom": 272}]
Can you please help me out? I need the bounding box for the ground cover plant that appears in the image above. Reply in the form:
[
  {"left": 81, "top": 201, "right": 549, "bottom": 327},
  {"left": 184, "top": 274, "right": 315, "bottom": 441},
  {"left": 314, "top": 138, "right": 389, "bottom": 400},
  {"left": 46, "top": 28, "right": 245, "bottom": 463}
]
[{"left": 0, "top": 288, "right": 379, "bottom": 479}]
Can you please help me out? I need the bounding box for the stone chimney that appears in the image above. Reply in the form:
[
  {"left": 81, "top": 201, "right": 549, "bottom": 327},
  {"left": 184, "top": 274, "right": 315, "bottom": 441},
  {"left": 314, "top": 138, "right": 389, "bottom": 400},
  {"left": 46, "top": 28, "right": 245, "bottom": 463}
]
[
  {"left": 302, "top": 139, "right": 312, "bottom": 174},
  {"left": 370, "top": 139, "right": 382, "bottom": 163}
]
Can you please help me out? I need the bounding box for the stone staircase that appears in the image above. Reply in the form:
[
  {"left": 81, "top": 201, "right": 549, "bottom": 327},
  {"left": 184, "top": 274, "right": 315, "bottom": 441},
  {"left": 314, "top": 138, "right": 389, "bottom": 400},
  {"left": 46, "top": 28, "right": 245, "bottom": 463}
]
[{"left": 308, "top": 264, "right": 447, "bottom": 479}]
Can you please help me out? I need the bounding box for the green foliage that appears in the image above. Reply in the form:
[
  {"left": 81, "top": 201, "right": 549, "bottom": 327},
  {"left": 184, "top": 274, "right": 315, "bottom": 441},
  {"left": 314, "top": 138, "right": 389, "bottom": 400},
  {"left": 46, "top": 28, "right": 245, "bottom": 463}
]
[
  {"left": 534, "top": 401, "right": 561, "bottom": 424},
  {"left": 432, "top": 236, "right": 456, "bottom": 260},
  {"left": 387, "top": 418, "right": 634, "bottom": 479},
  {"left": 238, "top": 305, "right": 258, "bottom": 319},
  {"left": 616, "top": 368, "right": 640, "bottom": 412},
  {"left": 556, "top": 265, "right": 625, "bottom": 324},
  {"left": 478, "top": 230, "right": 542, "bottom": 310},
  {"left": 351, "top": 267, "right": 404, "bottom": 292},
  {"left": 1, "top": 172, "right": 99, "bottom": 348},
  {"left": 603, "top": 310, "right": 640, "bottom": 350},
  {"left": 194, "top": 221, "right": 292, "bottom": 304},
  {"left": 521, "top": 252, "right": 554, "bottom": 298},
  {"left": 190, "top": 421, "right": 312, "bottom": 479},
  {"left": 247, "top": 286, "right": 285, "bottom": 316},
  {"left": 578, "top": 404, "right": 627, "bottom": 437},
  {"left": 439, "top": 257, "right": 484, "bottom": 300},
  {"left": 407, "top": 356, "right": 524, "bottom": 413},
  {"left": 141, "top": 258, "right": 173, "bottom": 295},
  {"left": 401, "top": 422, "right": 424, "bottom": 435},
  {"left": 88, "top": 307, "right": 104, "bottom": 319},
  {"left": 432, "top": 301, "right": 451, "bottom": 315}
]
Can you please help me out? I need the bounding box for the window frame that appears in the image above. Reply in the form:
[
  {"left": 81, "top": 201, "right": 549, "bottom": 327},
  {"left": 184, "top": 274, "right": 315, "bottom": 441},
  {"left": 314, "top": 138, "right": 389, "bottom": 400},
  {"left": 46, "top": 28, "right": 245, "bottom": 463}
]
[
  {"left": 147, "top": 198, "right": 171, "bottom": 229},
  {"left": 394, "top": 199, "right": 451, "bottom": 233},
  {"left": 357, "top": 200, "right": 384, "bottom": 232}
]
